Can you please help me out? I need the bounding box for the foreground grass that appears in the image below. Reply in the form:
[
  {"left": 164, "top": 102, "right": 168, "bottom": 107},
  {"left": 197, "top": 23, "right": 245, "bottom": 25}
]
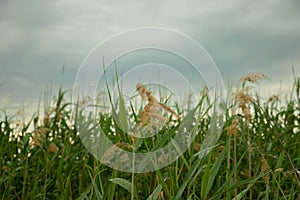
[{"left": 0, "top": 75, "right": 300, "bottom": 199}]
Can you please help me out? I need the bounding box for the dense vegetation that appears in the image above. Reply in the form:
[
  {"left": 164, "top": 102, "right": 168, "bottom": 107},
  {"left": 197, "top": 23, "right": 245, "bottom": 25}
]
[{"left": 1, "top": 73, "right": 300, "bottom": 199}]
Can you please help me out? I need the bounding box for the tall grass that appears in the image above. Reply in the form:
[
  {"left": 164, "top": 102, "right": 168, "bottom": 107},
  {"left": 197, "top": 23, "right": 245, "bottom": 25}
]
[{"left": 0, "top": 74, "right": 300, "bottom": 199}]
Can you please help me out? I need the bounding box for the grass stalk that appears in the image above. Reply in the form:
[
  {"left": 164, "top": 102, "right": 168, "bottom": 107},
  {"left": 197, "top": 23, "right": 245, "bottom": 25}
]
[
  {"left": 1, "top": 72, "right": 299, "bottom": 199},
  {"left": 131, "top": 145, "right": 136, "bottom": 200}
]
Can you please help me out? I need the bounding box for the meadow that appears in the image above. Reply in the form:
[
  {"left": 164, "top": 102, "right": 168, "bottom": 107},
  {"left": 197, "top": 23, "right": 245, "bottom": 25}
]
[{"left": 0, "top": 73, "right": 300, "bottom": 199}]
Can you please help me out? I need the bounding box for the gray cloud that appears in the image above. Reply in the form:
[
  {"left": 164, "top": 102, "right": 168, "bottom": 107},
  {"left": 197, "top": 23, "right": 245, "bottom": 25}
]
[{"left": 0, "top": 0, "right": 299, "bottom": 109}]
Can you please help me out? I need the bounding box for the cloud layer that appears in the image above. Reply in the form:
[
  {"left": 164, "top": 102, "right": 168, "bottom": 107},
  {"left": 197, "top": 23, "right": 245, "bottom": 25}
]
[{"left": 1, "top": 0, "right": 299, "bottom": 109}]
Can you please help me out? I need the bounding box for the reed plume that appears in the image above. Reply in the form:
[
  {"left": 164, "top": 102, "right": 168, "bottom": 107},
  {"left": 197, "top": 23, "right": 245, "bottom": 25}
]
[
  {"left": 239, "top": 72, "right": 267, "bottom": 84},
  {"left": 136, "top": 83, "right": 178, "bottom": 127}
]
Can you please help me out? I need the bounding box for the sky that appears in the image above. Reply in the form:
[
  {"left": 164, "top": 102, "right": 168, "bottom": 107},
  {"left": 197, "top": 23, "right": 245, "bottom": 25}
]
[{"left": 1, "top": 0, "right": 300, "bottom": 117}]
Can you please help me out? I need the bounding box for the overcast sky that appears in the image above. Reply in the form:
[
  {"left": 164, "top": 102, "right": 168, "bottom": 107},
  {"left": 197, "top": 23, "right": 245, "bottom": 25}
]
[{"left": 1, "top": 0, "right": 300, "bottom": 115}]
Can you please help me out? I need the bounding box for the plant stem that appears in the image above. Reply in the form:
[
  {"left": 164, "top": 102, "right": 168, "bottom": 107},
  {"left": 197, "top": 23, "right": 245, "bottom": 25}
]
[
  {"left": 234, "top": 131, "right": 237, "bottom": 199},
  {"left": 247, "top": 128, "right": 252, "bottom": 200},
  {"left": 21, "top": 154, "right": 29, "bottom": 200},
  {"left": 131, "top": 146, "right": 135, "bottom": 200}
]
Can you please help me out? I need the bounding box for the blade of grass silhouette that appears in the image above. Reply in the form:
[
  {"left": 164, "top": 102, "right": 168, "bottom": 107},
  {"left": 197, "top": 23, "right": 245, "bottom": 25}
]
[
  {"left": 114, "top": 63, "right": 129, "bottom": 133},
  {"left": 103, "top": 63, "right": 128, "bottom": 142}
]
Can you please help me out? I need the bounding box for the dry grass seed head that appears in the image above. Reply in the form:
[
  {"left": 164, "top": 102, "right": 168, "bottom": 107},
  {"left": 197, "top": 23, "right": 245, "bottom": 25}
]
[
  {"left": 128, "top": 132, "right": 138, "bottom": 143},
  {"left": 158, "top": 155, "right": 166, "bottom": 164},
  {"left": 139, "top": 104, "right": 166, "bottom": 128},
  {"left": 200, "top": 86, "right": 209, "bottom": 97},
  {"left": 1, "top": 165, "right": 9, "bottom": 172},
  {"left": 43, "top": 115, "right": 51, "bottom": 127},
  {"left": 115, "top": 141, "right": 133, "bottom": 151},
  {"left": 136, "top": 83, "right": 178, "bottom": 127},
  {"left": 48, "top": 142, "right": 59, "bottom": 154},
  {"left": 239, "top": 72, "right": 267, "bottom": 84},
  {"left": 158, "top": 102, "right": 179, "bottom": 118},
  {"left": 261, "top": 156, "right": 270, "bottom": 184},
  {"left": 101, "top": 142, "right": 132, "bottom": 165},
  {"left": 243, "top": 108, "right": 252, "bottom": 121},
  {"left": 31, "top": 127, "right": 51, "bottom": 147},
  {"left": 146, "top": 91, "right": 157, "bottom": 104},
  {"left": 139, "top": 104, "right": 154, "bottom": 127},
  {"left": 234, "top": 88, "right": 254, "bottom": 121},
  {"left": 235, "top": 88, "right": 254, "bottom": 105},
  {"left": 274, "top": 168, "right": 283, "bottom": 172},
  {"left": 268, "top": 95, "right": 279, "bottom": 103},
  {"left": 193, "top": 143, "right": 201, "bottom": 151},
  {"left": 136, "top": 82, "right": 147, "bottom": 101},
  {"left": 226, "top": 117, "right": 238, "bottom": 135},
  {"left": 261, "top": 158, "right": 268, "bottom": 172}
]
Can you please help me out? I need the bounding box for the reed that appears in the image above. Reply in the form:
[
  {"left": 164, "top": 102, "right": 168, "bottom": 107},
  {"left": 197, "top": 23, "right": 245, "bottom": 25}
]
[{"left": 0, "top": 73, "right": 299, "bottom": 199}]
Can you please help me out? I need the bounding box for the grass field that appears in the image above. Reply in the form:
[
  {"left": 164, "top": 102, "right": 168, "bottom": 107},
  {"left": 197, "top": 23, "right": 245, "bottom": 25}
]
[{"left": 1, "top": 73, "right": 300, "bottom": 199}]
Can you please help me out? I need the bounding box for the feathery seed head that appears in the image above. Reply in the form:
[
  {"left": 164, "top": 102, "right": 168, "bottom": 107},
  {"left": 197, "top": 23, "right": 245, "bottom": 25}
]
[
  {"left": 136, "top": 83, "right": 147, "bottom": 101},
  {"left": 267, "top": 95, "right": 279, "bottom": 103},
  {"left": 261, "top": 156, "right": 270, "bottom": 184},
  {"left": 48, "top": 142, "right": 59, "bottom": 154},
  {"left": 226, "top": 117, "right": 238, "bottom": 135},
  {"left": 31, "top": 127, "right": 51, "bottom": 147},
  {"left": 136, "top": 83, "right": 178, "bottom": 128},
  {"left": 239, "top": 72, "right": 267, "bottom": 84}
]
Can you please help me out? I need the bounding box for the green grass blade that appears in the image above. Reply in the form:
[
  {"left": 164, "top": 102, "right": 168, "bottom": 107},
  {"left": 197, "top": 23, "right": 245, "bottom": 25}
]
[
  {"left": 86, "top": 166, "right": 103, "bottom": 200},
  {"left": 202, "top": 149, "right": 226, "bottom": 198},
  {"left": 109, "top": 178, "right": 132, "bottom": 193},
  {"left": 146, "top": 184, "right": 162, "bottom": 200}
]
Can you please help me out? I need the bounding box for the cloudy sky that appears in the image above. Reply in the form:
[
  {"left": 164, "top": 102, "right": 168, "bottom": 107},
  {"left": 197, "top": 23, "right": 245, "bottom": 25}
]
[{"left": 1, "top": 0, "right": 300, "bottom": 115}]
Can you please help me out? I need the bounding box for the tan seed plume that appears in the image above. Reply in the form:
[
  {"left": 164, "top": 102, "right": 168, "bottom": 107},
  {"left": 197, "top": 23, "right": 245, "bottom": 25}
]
[
  {"left": 48, "top": 142, "right": 59, "bottom": 154},
  {"left": 239, "top": 72, "right": 267, "bottom": 84},
  {"left": 267, "top": 95, "right": 279, "bottom": 103},
  {"left": 234, "top": 88, "right": 254, "bottom": 121},
  {"left": 31, "top": 127, "right": 51, "bottom": 147},
  {"left": 136, "top": 83, "right": 179, "bottom": 127}
]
